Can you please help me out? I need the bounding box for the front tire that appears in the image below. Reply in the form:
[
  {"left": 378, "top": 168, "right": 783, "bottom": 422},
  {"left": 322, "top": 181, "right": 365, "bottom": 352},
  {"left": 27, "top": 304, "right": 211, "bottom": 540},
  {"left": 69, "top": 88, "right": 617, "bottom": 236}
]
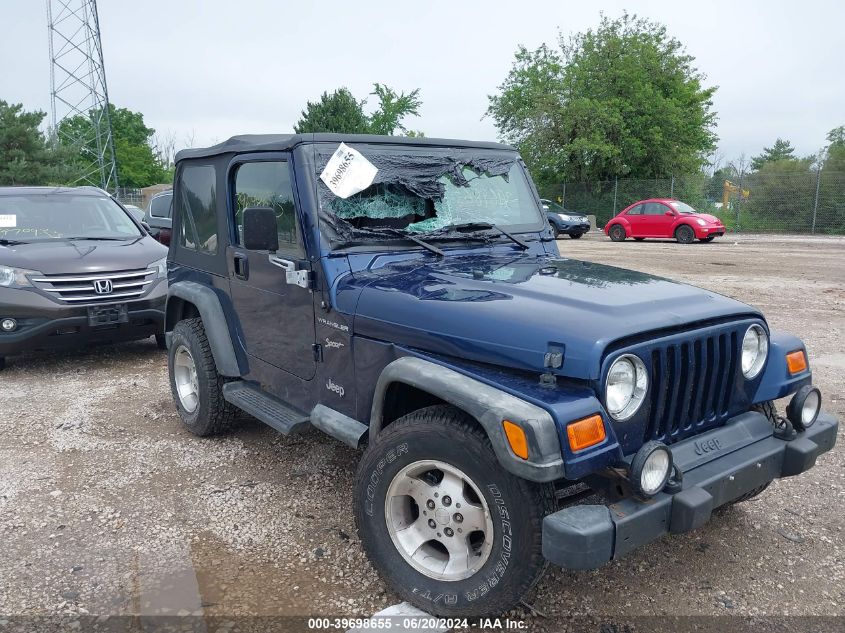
[
  {"left": 675, "top": 225, "right": 695, "bottom": 244},
  {"left": 168, "top": 318, "right": 236, "bottom": 436},
  {"left": 609, "top": 225, "right": 627, "bottom": 242},
  {"left": 354, "top": 405, "right": 554, "bottom": 617},
  {"left": 549, "top": 223, "right": 560, "bottom": 238},
  {"left": 729, "top": 401, "right": 778, "bottom": 504},
  {"left": 569, "top": 232, "right": 583, "bottom": 239}
]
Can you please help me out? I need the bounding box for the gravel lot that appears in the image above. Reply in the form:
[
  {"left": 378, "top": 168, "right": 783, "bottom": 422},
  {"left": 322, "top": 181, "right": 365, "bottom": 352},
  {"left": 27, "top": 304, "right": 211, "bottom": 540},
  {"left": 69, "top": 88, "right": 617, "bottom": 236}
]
[{"left": 1, "top": 233, "right": 843, "bottom": 630}]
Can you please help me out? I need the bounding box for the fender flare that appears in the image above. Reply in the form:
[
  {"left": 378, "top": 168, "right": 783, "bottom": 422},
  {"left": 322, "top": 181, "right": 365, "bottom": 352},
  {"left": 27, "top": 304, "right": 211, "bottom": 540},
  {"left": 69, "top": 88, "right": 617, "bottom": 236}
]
[
  {"left": 370, "top": 356, "right": 565, "bottom": 482},
  {"left": 166, "top": 281, "right": 241, "bottom": 376}
]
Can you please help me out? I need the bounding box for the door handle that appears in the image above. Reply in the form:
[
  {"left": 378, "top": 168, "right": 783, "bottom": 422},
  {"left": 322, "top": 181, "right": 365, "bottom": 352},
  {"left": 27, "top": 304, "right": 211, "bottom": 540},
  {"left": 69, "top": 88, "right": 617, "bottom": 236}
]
[
  {"left": 233, "top": 253, "right": 249, "bottom": 280},
  {"left": 268, "top": 254, "right": 312, "bottom": 289}
]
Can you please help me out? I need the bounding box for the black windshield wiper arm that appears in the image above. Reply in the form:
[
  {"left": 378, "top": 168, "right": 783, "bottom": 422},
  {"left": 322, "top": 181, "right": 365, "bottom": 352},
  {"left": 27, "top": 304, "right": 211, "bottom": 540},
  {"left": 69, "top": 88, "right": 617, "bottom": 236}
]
[
  {"left": 437, "top": 222, "right": 530, "bottom": 250},
  {"left": 378, "top": 228, "right": 444, "bottom": 257},
  {"left": 0, "top": 239, "right": 28, "bottom": 246},
  {"left": 63, "top": 236, "right": 126, "bottom": 241}
]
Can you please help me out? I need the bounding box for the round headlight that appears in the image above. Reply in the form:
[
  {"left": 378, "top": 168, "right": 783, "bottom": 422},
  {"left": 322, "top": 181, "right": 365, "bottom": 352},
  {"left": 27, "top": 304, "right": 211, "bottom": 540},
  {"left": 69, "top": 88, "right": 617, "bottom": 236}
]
[
  {"left": 1, "top": 318, "right": 17, "bottom": 332},
  {"left": 630, "top": 441, "right": 673, "bottom": 497},
  {"left": 606, "top": 354, "right": 648, "bottom": 420},
  {"left": 786, "top": 385, "right": 822, "bottom": 431},
  {"left": 741, "top": 324, "right": 768, "bottom": 379}
]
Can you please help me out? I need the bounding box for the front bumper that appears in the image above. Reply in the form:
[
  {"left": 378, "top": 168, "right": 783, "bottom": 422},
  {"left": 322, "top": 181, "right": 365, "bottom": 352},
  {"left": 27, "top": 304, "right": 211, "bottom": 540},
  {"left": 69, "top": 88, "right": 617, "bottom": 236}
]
[
  {"left": 542, "top": 410, "right": 838, "bottom": 569},
  {"left": 695, "top": 225, "right": 725, "bottom": 238},
  {"left": 0, "top": 281, "right": 166, "bottom": 357},
  {"left": 558, "top": 221, "right": 591, "bottom": 235}
]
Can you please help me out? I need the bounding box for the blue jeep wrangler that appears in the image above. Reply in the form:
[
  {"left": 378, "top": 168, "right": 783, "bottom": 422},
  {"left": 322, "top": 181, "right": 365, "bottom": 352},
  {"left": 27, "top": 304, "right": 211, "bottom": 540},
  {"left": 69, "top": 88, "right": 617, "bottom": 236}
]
[{"left": 164, "top": 134, "right": 837, "bottom": 616}]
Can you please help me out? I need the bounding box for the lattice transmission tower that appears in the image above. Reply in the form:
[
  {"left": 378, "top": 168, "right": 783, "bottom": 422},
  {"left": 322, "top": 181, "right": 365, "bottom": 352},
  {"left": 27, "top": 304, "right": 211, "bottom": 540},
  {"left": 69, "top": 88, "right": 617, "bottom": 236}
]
[{"left": 46, "top": 0, "right": 119, "bottom": 191}]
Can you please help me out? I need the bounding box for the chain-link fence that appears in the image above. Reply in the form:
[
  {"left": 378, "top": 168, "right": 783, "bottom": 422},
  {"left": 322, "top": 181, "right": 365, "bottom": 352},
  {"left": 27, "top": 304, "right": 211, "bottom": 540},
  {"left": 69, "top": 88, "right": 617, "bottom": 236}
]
[
  {"left": 115, "top": 187, "right": 144, "bottom": 207},
  {"left": 539, "top": 170, "right": 845, "bottom": 234}
]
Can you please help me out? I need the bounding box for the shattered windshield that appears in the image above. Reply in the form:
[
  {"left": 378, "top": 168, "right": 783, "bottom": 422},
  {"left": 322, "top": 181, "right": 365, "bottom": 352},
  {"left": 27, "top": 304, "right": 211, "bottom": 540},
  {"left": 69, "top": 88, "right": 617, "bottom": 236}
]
[{"left": 314, "top": 144, "right": 544, "bottom": 245}]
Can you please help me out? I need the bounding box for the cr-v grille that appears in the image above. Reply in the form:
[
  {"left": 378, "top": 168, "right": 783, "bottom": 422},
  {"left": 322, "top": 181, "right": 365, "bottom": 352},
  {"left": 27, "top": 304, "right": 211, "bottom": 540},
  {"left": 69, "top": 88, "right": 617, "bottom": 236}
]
[
  {"left": 31, "top": 269, "right": 155, "bottom": 303},
  {"left": 643, "top": 327, "right": 740, "bottom": 444}
]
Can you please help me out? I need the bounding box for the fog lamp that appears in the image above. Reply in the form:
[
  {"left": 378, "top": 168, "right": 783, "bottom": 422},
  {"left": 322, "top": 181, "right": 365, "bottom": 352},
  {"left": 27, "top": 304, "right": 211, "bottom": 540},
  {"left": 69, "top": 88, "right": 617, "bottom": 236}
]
[
  {"left": 630, "top": 441, "right": 673, "bottom": 497},
  {"left": 0, "top": 318, "right": 16, "bottom": 332},
  {"left": 786, "top": 385, "right": 821, "bottom": 431}
]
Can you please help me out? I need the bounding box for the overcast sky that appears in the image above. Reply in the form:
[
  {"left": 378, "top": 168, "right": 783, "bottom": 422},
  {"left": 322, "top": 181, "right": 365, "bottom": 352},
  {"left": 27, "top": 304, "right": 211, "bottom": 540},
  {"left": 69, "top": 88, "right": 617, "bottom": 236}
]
[{"left": 1, "top": 0, "right": 842, "bottom": 167}]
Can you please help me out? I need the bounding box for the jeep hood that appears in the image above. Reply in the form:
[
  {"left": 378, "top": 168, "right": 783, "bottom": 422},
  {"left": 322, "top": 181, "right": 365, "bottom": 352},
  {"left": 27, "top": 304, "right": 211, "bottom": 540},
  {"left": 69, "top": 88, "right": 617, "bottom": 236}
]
[
  {"left": 348, "top": 253, "right": 761, "bottom": 380},
  {"left": 0, "top": 237, "right": 166, "bottom": 275}
]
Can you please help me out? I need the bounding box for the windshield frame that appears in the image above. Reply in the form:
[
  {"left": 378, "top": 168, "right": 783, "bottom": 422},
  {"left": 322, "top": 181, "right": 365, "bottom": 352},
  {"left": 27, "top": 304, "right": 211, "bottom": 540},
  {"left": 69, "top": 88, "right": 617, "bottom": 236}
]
[
  {"left": 0, "top": 193, "right": 144, "bottom": 242},
  {"left": 310, "top": 143, "right": 548, "bottom": 250}
]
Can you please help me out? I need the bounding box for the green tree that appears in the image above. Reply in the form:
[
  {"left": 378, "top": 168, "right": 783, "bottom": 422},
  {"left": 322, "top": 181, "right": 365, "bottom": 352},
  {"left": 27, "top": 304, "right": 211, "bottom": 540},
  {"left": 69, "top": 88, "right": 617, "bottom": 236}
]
[
  {"left": 487, "top": 13, "right": 718, "bottom": 186},
  {"left": 822, "top": 126, "right": 845, "bottom": 172},
  {"left": 294, "top": 88, "right": 370, "bottom": 134},
  {"left": 750, "top": 138, "right": 797, "bottom": 171},
  {"left": 0, "top": 100, "right": 73, "bottom": 186},
  {"left": 367, "top": 84, "right": 421, "bottom": 135},
  {"left": 294, "top": 84, "right": 422, "bottom": 135},
  {"left": 59, "top": 104, "right": 169, "bottom": 188}
]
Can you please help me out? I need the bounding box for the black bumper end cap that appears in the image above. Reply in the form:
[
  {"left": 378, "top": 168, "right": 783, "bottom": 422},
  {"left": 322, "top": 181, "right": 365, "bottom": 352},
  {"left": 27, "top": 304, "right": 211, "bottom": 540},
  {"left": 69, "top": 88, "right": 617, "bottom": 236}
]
[
  {"left": 782, "top": 437, "right": 819, "bottom": 477},
  {"left": 542, "top": 505, "right": 614, "bottom": 570},
  {"left": 669, "top": 486, "right": 713, "bottom": 534}
]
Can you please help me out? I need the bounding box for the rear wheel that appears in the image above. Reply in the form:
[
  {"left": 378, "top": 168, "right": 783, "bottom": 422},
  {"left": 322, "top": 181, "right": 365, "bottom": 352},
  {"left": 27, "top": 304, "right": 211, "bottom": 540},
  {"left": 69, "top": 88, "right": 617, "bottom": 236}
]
[
  {"left": 609, "top": 225, "right": 627, "bottom": 242},
  {"left": 354, "top": 405, "right": 555, "bottom": 617},
  {"left": 549, "top": 223, "right": 560, "bottom": 238},
  {"left": 675, "top": 225, "right": 695, "bottom": 244},
  {"left": 168, "top": 318, "right": 236, "bottom": 436}
]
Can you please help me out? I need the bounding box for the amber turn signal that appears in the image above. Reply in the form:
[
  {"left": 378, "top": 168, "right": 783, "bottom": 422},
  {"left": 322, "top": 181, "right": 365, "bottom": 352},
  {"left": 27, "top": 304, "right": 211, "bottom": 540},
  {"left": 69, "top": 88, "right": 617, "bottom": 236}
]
[
  {"left": 567, "top": 415, "right": 606, "bottom": 452},
  {"left": 502, "top": 420, "right": 529, "bottom": 460},
  {"left": 786, "top": 350, "right": 808, "bottom": 374}
]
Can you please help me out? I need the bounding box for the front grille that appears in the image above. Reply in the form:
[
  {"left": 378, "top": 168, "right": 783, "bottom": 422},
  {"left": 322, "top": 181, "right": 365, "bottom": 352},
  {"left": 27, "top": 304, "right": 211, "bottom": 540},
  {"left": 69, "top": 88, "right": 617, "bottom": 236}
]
[
  {"left": 31, "top": 269, "right": 155, "bottom": 304},
  {"left": 643, "top": 327, "right": 740, "bottom": 444}
]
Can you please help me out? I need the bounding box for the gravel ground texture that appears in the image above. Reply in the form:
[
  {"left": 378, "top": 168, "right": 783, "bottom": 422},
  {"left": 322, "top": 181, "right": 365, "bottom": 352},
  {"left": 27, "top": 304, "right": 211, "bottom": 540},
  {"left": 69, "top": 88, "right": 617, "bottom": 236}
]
[{"left": 0, "top": 232, "right": 843, "bottom": 631}]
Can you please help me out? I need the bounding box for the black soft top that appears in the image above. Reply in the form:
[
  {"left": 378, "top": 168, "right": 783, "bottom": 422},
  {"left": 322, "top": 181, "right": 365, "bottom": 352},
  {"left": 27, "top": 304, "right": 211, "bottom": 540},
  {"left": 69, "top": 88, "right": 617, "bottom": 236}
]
[{"left": 175, "top": 133, "right": 515, "bottom": 162}]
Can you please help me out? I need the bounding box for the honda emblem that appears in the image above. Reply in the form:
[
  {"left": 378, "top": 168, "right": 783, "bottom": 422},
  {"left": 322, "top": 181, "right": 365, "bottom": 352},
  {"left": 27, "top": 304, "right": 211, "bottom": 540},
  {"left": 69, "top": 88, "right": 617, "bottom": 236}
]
[{"left": 93, "top": 279, "right": 113, "bottom": 294}]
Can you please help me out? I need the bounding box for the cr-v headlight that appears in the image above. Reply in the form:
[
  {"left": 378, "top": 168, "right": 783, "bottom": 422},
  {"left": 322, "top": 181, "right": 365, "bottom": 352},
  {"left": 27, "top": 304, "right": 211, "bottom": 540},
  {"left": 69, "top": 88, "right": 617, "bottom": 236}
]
[
  {"left": 0, "top": 265, "right": 37, "bottom": 288},
  {"left": 606, "top": 354, "right": 648, "bottom": 420},
  {"left": 741, "top": 324, "right": 768, "bottom": 378},
  {"left": 150, "top": 257, "right": 168, "bottom": 279}
]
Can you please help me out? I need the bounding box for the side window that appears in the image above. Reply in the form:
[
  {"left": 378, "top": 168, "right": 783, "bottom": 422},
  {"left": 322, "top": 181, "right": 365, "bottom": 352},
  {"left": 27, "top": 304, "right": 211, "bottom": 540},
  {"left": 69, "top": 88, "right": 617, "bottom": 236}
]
[
  {"left": 627, "top": 204, "right": 644, "bottom": 216},
  {"left": 177, "top": 164, "right": 218, "bottom": 254},
  {"left": 233, "top": 161, "right": 300, "bottom": 253},
  {"left": 644, "top": 202, "right": 670, "bottom": 216},
  {"left": 150, "top": 194, "right": 172, "bottom": 218}
]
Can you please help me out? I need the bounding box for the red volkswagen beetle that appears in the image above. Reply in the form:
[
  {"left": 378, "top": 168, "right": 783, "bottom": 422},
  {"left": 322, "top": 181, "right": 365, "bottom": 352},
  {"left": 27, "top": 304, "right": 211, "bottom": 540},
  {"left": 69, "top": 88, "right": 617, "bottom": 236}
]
[{"left": 604, "top": 198, "right": 725, "bottom": 244}]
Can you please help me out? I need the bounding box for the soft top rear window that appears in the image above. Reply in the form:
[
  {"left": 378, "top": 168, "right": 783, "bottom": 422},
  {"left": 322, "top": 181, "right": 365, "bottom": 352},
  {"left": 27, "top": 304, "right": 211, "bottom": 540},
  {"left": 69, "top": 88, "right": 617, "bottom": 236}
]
[{"left": 314, "top": 144, "right": 544, "bottom": 246}]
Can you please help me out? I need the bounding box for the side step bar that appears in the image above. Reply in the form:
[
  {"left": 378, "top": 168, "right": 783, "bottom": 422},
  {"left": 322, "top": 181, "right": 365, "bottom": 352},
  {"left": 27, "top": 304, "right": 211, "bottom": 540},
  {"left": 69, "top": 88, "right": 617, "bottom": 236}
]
[
  {"left": 222, "top": 382, "right": 309, "bottom": 435},
  {"left": 222, "top": 382, "right": 369, "bottom": 448}
]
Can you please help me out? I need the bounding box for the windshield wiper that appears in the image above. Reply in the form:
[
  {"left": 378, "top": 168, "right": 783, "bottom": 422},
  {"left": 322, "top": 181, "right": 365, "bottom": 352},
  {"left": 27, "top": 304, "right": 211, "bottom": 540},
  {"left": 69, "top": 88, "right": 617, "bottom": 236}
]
[
  {"left": 436, "top": 222, "right": 530, "bottom": 250},
  {"left": 63, "top": 236, "right": 127, "bottom": 241},
  {"left": 376, "top": 228, "right": 444, "bottom": 257},
  {"left": 0, "top": 238, "right": 28, "bottom": 246}
]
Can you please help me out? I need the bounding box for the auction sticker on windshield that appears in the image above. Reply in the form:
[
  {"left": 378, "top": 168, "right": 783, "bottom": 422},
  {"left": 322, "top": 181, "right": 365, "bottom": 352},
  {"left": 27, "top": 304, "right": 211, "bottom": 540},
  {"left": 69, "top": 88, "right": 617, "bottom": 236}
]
[
  {"left": 319, "top": 143, "right": 378, "bottom": 199},
  {"left": 0, "top": 215, "right": 16, "bottom": 228}
]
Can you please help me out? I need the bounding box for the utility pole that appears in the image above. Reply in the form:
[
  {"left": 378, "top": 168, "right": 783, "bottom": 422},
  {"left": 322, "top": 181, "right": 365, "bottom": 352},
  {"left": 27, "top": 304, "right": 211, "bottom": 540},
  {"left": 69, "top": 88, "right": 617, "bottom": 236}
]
[{"left": 47, "top": 0, "right": 119, "bottom": 192}]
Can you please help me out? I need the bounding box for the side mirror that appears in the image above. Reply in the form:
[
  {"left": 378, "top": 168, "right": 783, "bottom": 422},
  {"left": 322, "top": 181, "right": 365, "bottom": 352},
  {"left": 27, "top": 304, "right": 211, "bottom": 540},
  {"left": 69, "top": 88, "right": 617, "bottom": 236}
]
[
  {"left": 243, "top": 207, "right": 279, "bottom": 252},
  {"left": 141, "top": 221, "right": 151, "bottom": 233},
  {"left": 665, "top": 210, "right": 674, "bottom": 217}
]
